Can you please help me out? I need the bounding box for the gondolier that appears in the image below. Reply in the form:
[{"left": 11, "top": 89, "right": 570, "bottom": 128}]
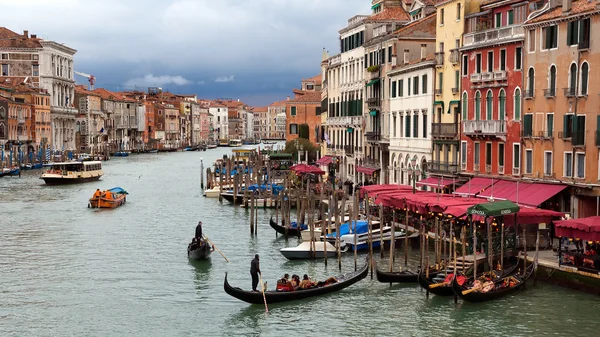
[
  {"left": 195, "top": 221, "right": 203, "bottom": 242},
  {"left": 250, "top": 254, "right": 261, "bottom": 292}
]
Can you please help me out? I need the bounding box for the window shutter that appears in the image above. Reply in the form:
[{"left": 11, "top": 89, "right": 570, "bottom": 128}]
[
  {"left": 567, "top": 22, "right": 573, "bottom": 46},
  {"left": 524, "top": 114, "right": 532, "bottom": 136},
  {"left": 545, "top": 27, "right": 551, "bottom": 49},
  {"left": 563, "top": 115, "right": 568, "bottom": 137}
]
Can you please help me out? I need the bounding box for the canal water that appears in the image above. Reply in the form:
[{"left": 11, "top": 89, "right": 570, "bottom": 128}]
[{"left": 1, "top": 145, "right": 599, "bottom": 336}]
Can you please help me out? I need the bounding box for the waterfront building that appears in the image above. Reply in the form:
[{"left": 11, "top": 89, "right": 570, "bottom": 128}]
[
  {"left": 0, "top": 29, "right": 42, "bottom": 87},
  {"left": 209, "top": 103, "right": 228, "bottom": 142},
  {"left": 459, "top": 0, "right": 530, "bottom": 186},
  {"left": 74, "top": 85, "right": 103, "bottom": 153},
  {"left": 521, "top": 0, "right": 600, "bottom": 217},
  {"left": 285, "top": 88, "right": 322, "bottom": 145},
  {"left": 164, "top": 103, "right": 180, "bottom": 148},
  {"left": 432, "top": 0, "right": 480, "bottom": 182},
  {"left": 267, "top": 100, "right": 286, "bottom": 139},
  {"left": 198, "top": 101, "right": 211, "bottom": 143},
  {"left": 154, "top": 103, "right": 167, "bottom": 148},
  {"left": 387, "top": 15, "right": 437, "bottom": 187},
  {"left": 0, "top": 97, "right": 6, "bottom": 150},
  {"left": 252, "top": 106, "right": 268, "bottom": 140}
]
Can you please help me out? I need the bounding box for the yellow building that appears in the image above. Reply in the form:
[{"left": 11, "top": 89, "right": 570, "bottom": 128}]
[{"left": 432, "top": 0, "right": 480, "bottom": 179}]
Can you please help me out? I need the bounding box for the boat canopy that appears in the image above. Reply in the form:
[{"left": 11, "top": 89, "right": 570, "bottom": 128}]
[
  {"left": 108, "top": 187, "right": 128, "bottom": 194},
  {"left": 327, "top": 220, "right": 369, "bottom": 238},
  {"left": 245, "top": 184, "right": 284, "bottom": 195}
]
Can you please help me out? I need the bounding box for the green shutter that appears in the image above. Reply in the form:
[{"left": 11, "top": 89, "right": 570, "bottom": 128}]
[
  {"left": 567, "top": 21, "right": 573, "bottom": 46},
  {"left": 545, "top": 27, "right": 552, "bottom": 49},
  {"left": 508, "top": 10, "right": 514, "bottom": 25},
  {"left": 563, "top": 115, "right": 569, "bottom": 137},
  {"left": 524, "top": 114, "right": 532, "bottom": 136},
  {"left": 547, "top": 114, "right": 554, "bottom": 135}
]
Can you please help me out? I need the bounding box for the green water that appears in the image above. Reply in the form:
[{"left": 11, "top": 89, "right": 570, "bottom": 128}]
[{"left": 1, "top": 146, "right": 598, "bottom": 336}]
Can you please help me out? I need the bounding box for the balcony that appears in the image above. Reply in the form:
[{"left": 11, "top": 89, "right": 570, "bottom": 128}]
[
  {"left": 494, "top": 71, "right": 507, "bottom": 80},
  {"left": 117, "top": 123, "right": 128, "bottom": 129},
  {"left": 544, "top": 88, "right": 556, "bottom": 98},
  {"left": 18, "top": 118, "right": 25, "bottom": 124},
  {"left": 428, "top": 161, "right": 459, "bottom": 174},
  {"left": 367, "top": 70, "right": 380, "bottom": 80},
  {"left": 435, "top": 52, "right": 444, "bottom": 67},
  {"left": 329, "top": 54, "right": 341, "bottom": 66},
  {"left": 432, "top": 123, "right": 458, "bottom": 138},
  {"left": 365, "top": 131, "right": 381, "bottom": 142},
  {"left": 326, "top": 116, "right": 362, "bottom": 126},
  {"left": 481, "top": 72, "right": 494, "bottom": 81},
  {"left": 485, "top": 164, "right": 492, "bottom": 174},
  {"left": 450, "top": 49, "right": 460, "bottom": 64},
  {"left": 564, "top": 87, "right": 576, "bottom": 97},
  {"left": 17, "top": 135, "right": 29, "bottom": 141},
  {"left": 451, "top": 87, "right": 459, "bottom": 94},
  {"left": 524, "top": 89, "right": 534, "bottom": 99},
  {"left": 51, "top": 106, "right": 78, "bottom": 116},
  {"left": 462, "top": 25, "right": 525, "bottom": 48},
  {"left": 462, "top": 120, "right": 507, "bottom": 138},
  {"left": 470, "top": 73, "right": 481, "bottom": 82}
]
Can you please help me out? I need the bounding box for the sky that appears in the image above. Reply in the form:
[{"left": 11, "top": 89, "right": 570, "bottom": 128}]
[{"left": 3, "top": 0, "right": 369, "bottom": 106}]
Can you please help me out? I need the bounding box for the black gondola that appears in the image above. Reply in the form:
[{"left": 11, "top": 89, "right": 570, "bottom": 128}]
[
  {"left": 373, "top": 258, "right": 419, "bottom": 283},
  {"left": 220, "top": 191, "right": 243, "bottom": 204},
  {"left": 418, "top": 256, "right": 520, "bottom": 296},
  {"left": 452, "top": 261, "right": 535, "bottom": 302},
  {"left": 269, "top": 217, "right": 302, "bottom": 237},
  {"left": 187, "top": 240, "right": 213, "bottom": 260},
  {"left": 223, "top": 256, "right": 369, "bottom": 304}
]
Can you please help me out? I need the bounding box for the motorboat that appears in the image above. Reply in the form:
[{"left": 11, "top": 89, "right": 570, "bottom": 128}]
[
  {"left": 40, "top": 161, "right": 103, "bottom": 185},
  {"left": 280, "top": 241, "right": 338, "bottom": 260},
  {"left": 88, "top": 187, "right": 128, "bottom": 209}
]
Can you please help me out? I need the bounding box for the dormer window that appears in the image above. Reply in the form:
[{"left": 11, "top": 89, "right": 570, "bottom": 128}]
[{"left": 372, "top": 2, "right": 381, "bottom": 14}]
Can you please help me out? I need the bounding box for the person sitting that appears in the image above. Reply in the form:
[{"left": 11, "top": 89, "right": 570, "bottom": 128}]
[
  {"left": 299, "top": 274, "right": 314, "bottom": 290},
  {"left": 92, "top": 189, "right": 102, "bottom": 199},
  {"left": 290, "top": 274, "right": 300, "bottom": 289},
  {"left": 276, "top": 274, "right": 294, "bottom": 292},
  {"left": 316, "top": 276, "right": 338, "bottom": 287}
]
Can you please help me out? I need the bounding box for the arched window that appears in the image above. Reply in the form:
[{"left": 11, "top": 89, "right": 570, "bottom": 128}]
[
  {"left": 581, "top": 62, "right": 589, "bottom": 95},
  {"left": 461, "top": 92, "right": 468, "bottom": 121},
  {"left": 527, "top": 68, "right": 535, "bottom": 95},
  {"left": 0, "top": 123, "right": 5, "bottom": 139},
  {"left": 514, "top": 88, "right": 521, "bottom": 120},
  {"left": 569, "top": 63, "right": 577, "bottom": 93},
  {"left": 549, "top": 65, "right": 557, "bottom": 94},
  {"left": 499, "top": 89, "right": 506, "bottom": 121},
  {"left": 486, "top": 90, "right": 493, "bottom": 120},
  {"left": 475, "top": 91, "right": 481, "bottom": 121}
]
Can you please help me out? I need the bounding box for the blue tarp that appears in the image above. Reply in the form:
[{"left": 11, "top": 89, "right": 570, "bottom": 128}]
[
  {"left": 243, "top": 184, "right": 284, "bottom": 195},
  {"left": 327, "top": 220, "right": 369, "bottom": 238},
  {"left": 108, "top": 187, "right": 128, "bottom": 194},
  {"left": 290, "top": 221, "right": 308, "bottom": 230}
]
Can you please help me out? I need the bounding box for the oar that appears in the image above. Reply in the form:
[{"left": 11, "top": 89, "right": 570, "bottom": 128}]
[
  {"left": 203, "top": 235, "right": 229, "bottom": 263},
  {"left": 462, "top": 285, "right": 482, "bottom": 295},
  {"left": 429, "top": 281, "right": 450, "bottom": 289},
  {"left": 259, "top": 273, "right": 269, "bottom": 313}
]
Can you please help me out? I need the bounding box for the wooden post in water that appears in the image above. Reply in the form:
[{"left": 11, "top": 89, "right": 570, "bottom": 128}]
[
  {"left": 534, "top": 226, "right": 540, "bottom": 285},
  {"left": 500, "top": 223, "right": 504, "bottom": 271},
  {"left": 233, "top": 173, "right": 238, "bottom": 206},
  {"left": 424, "top": 216, "right": 429, "bottom": 279},
  {"left": 254, "top": 191, "right": 258, "bottom": 234},
  {"left": 322, "top": 193, "right": 328, "bottom": 266},
  {"left": 250, "top": 192, "right": 255, "bottom": 235},
  {"left": 389, "top": 209, "right": 395, "bottom": 273},
  {"left": 453, "top": 237, "right": 458, "bottom": 303},
  {"left": 487, "top": 219, "right": 493, "bottom": 273},
  {"left": 218, "top": 161, "right": 224, "bottom": 203},
  {"left": 523, "top": 227, "right": 527, "bottom": 277},
  {"left": 379, "top": 203, "right": 384, "bottom": 258},
  {"left": 405, "top": 208, "right": 409, "bottom": 266},
  {"left": 353, "top": 192, "right": 359, "bottom": 271},
  {"left": 473, "top": 217, "right": 477, "bottom": 279},
  {"left": 461, "top": 226, "right": 466, "bottom": 273},
  {"left": 367, "top": 196, "right": 373, "bottom": 279},
  {"left": 338, "top": 193, "right": 346, "bottom": 271}
]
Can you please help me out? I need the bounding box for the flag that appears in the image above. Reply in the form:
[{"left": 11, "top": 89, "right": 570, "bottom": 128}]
[{"left": 324, "top": 132, "right": 331, "bottom": 145}]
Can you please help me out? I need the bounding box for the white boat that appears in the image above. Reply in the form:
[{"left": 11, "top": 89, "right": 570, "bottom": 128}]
[
  {"left": 229, "top": 139, "right": 242, "bottom": 147},
  {"left": 300, "top": 215, "right": 351, "bottom": 242},
  {"left": 339, "top": 226, "right": 405, "bottom": 251},
  {"left": 40, "top": 161, "right": 103, "bottom": 185},
  {"left": 203, "top": 186, "right": 222, "bottom": 198},
  {"left": 280, "top": 241, "right": 338, "bottom": 260}
]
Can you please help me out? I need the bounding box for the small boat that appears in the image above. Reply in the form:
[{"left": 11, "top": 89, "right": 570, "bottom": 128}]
[
  {"left": 184, "top": 145, "right": 199, "bottom": 151},
  {"left": 207, "top": 143, "right": 217, "bottom": 149},
  {"left": 223, "top": 256, "right": 369, "bottom": 304},
  {"left": 148, "top": 149, "right": 159, "bottom": 153},
  {"left": 187, "top": 239, "right": 213, "bottom": 260},
  {"left": 203, "top": 186, "right": 222, "bottom": 198},
  {"left": 229, "top": 139, "right": 243, "bottom": 147},
  {"left": 269, "top": 217, "right": 304, "bottom": 237},
  {"left": 40, "top": 161, "right": 103, "bottom": 185},
  {"left": 0, "top": 167, "right": 20, "bottom": 177},
  {"left": 280, "top": 241, "right": 338, "bottom": 260},
  {"left": 88, "top": 187, "right": 128, "bottom": 209},
  {"left": 451, "top": 261, "right": 535, "bottom": 302},
  {"left": 112, "top": 151, "right": 130, "bottom": 157},
  {"left": 374, "top": 258, "right": 419, "bottom": 283}
]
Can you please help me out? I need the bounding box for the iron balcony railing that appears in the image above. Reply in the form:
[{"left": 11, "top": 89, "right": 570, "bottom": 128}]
[
  {"left": 432, "top": 123, "right": 458, "bottom": 138},
  {"left": 462, "top": 120, "right": 507, "bottom": 136}
]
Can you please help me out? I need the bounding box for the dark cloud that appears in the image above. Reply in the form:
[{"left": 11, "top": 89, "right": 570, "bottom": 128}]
[{"left": 4, "top": 0, "right": 370, "bottom": 104}]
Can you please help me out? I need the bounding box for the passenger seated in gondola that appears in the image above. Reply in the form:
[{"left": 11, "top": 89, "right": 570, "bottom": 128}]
[
  {"left": 291, "top": 274, "right": 300, "bottom": 289},
  {"left": 299, "top": 274, "right": 314, "bottom": 289},
  {"left": 316, "top": 276, "right": 338, "bottom": 287},
  {"left": 276, "top": 274, "right": 294, "bottom": 292}
]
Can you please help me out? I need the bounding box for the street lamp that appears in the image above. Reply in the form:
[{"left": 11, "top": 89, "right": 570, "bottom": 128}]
[{"left": 407, "top": 155, "right": 421, "bottom": 194}]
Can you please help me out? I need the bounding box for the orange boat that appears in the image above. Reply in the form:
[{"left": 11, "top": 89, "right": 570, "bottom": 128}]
[{"left": 89, "top": 187, "right": 128, "bottom": 209}]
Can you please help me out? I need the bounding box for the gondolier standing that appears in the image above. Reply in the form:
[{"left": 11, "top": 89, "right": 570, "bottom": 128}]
[
  {"left": 250, "top": 254, "right": 261, "bottom": 291},
  {"left": 195, "top": 221, "right": 203, "bottom": 242}
]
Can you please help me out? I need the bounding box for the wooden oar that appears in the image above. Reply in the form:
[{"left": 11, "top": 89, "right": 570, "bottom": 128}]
[
  {"left": 462, "top": 285, "right": 482, "bottom": 295},
  {"left": 203, "top": 235, "right": 229, "bottom": 263},
  {"left": 429, "top": 281, "right": 450, "bottom": 289},
  {"left": 259, "top": 273, "right": 269, "bottom": 313}
]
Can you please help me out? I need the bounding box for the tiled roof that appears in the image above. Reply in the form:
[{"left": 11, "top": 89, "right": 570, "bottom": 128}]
[
  {"left": 367, "top": 7, "right": 410, "bottom": 21},
  {"left": 394, "top": 13, "right": 437, "bottom": 38},
  {"left": 0, "top": 27, "right": 42, "bottom": 49},
  {"left": 92, "top": 88, "right": 136, "bottom": 103},
  {"left": 75, "top": 85, "right": 100, "bottom": 96},
  {"left": 252, "top": 106, "right": 268, "bottom": 112},
  {"left": 302, "top": 74, "right": 322, "bottom": 83},
  {"left": 269, "top": 100, "right": 288, "bottom": 107},
  {"left": 287, "top": 91, "right": 322, "bottom": 103},
  {"left": 391, "top": 53, "right": 435, "bottom": 71},
  {"left": 527, "top": 0, "right": 599, "bottom": 24}
]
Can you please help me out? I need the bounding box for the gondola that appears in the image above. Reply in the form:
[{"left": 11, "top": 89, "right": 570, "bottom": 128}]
[
  {"left": 374, "top": 259, "right": 430, "bottom": 283},
  {"left": 187, "top": 240, "right": 213, "bottom": 260},
  {"left": 223, "top": 256, "right": 369, "bottom": 304},
  {"left": 269, "top": 216, "right": 302, "bottom": 237},
  {"left": 452, "top": 261, "right": 535, "bottom": 303},
  {"left": 418, "top": 256, "right": 520, "bottom": 296}
]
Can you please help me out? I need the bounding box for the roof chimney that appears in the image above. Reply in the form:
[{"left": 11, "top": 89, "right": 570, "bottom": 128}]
[
  {"left": 421, "top": 44, "right": 427, "bottom": 61},
  {"left": 23, "top": 30, "right": 28, "bottom": 38},
  {"left": 31, "top": 34, "right": 37, "bottom": 39},
  {"left": 403, "top": 49, "right": 410, "bottom": 65},
  {"left": 287, "top": 96, "right": 290, "bottom": 101},
  {"left": 562, "top": 0, "right": 572, "bottom": 12}
]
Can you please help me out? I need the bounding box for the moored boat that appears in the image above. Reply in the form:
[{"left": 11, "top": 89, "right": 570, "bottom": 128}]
[
  {"left": 452, "top": 261, "right": 535, "bottom": 302},
  {"left": 374, "top": 258, "right": 419, "bottom": 283},
  {"left": 280, "top": 241, "right": 338, "bottom": 260},
  {"left": 112, "top": 151, "right": 130, "bottom": 157},
  {"left": 88, "top": 187, "right": 128, "bottom": 209},
  {"left": 0, "top": 167, "right": 20, "bottom": 177},
  {"left": 187, "top": 239, "right": 213, "bottom": 260},
  {"left": 269, "top": 217, "right": 304, "bottom": 237},
  {"left": 40, "top": 161, "right": 103, "bottom": 185},
  {"left": 223, "top": 256, "right": 369, "bottom": 304}
]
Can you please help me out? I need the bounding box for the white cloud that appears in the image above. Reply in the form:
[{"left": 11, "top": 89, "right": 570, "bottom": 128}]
[
  {"left": 124, "top": 74, "right": 192, "bottom": 87},
  {"left": 214, "top": 75, "right": 234, "bottom": 83}
]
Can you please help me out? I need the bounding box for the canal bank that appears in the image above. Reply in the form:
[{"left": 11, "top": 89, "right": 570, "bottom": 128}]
[{"left": 1, "top": 146, "right": 599, "bottom": 336}]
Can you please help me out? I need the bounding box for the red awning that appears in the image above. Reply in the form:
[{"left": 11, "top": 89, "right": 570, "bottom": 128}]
[
  {"left": 478, "top": 180, "right": 567, "bottom": 207},
  {"left": 555, "top": 216, "right": 600, "bottom": 240},
  {"left": 290, "top": 164, "right": 325, "bottom": 175},
  {"left": 356, "top": 166, "right": 379, "bottom": 175},
  {"left": 453, "top": 177, "right": 497, "bottom": 197},
  {"left": 502, "top": 207, "right": 565, "bottom": 226},
  {"left": 415, "top": 177, "right": 454, "bottom": 188},
  {"left": 360, "top": 184, "right": 405, "bottom": 198},
  {"left": 315, "top": 156, "right": 334, "bottom": 165}
]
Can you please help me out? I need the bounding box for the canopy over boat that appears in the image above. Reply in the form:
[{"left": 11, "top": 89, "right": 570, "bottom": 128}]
[
  {"left": 108, "top": 187, "right": 128, "bottom": 195},
  {"left": 326, "top": 220, "right": 369, "bottom": 238}
]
